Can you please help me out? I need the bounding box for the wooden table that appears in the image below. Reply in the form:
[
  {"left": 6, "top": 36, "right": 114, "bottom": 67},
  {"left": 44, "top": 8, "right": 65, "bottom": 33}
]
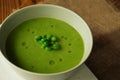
[{"left": 0, "top": 0, "right": 120, "bottom": 80}]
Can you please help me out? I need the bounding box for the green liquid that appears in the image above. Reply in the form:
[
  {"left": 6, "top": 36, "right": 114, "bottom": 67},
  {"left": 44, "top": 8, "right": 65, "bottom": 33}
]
[{"left": 6, "top": 17, "right": 84, "bottom": 73}]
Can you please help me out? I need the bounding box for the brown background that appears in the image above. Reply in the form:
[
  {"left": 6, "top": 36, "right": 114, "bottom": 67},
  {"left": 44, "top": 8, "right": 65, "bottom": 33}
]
[{"left": 0, "top": 0, "right": 120, "bottom": 80}]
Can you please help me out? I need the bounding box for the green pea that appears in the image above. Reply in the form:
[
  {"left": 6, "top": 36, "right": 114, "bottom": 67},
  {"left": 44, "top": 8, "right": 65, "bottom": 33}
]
[
  {"left": 38, "top": 39, "right": 45, "bottom": 44},
  {"left": 34, "top": 36, "right": 41, "bottom": 41},
  {"left": 52, "top": 43, "right": 59, "bottom": 50},
  {"left": 51, "top": 36, "right": 57, "bottom": 42},
  {"left": 46, "top": 34, "right": 52, "bottom": 40},
  {"left": 40, "top": 38, "right": 46, "bottom": 42},
  {"left": 43, "top": 41, "right": 49, "bottom": 46},
  {"left": 41, "top": 44, "right": 47, "bottom": 48}
]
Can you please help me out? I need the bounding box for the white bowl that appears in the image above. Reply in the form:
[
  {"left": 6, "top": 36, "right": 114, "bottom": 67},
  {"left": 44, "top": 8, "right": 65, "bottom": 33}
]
[{"left": 0, "top": 4, "right": 93, "bottom": 80}]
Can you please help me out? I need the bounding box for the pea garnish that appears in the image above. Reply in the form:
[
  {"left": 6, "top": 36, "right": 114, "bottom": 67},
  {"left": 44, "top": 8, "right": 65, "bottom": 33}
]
[
  {"left": 34, "top": 35, "right": 42, "bottom": 41},
  {"left": 35, "top": 34, "right": 60, "bottom": 51}
]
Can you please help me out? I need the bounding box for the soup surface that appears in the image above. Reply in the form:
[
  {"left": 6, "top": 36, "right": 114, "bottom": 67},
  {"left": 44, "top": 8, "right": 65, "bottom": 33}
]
[{"left": 6, "top": 17, "right": 84, "bottom": 73}]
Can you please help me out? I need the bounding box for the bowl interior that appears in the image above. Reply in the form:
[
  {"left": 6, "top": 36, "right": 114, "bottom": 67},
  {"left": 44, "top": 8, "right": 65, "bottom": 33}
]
[{"left": 0, "top": 4, "right": 93, "bottom": 73}]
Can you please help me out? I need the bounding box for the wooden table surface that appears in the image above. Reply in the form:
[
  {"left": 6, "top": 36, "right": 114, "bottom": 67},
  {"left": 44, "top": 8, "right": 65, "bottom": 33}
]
[{"left": 0, "top": 0, "right": 120, "bottom": 80}]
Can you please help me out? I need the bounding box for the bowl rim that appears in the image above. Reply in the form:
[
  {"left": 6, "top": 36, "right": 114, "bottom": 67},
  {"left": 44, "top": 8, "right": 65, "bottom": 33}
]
[{"left": 0, "top": 4, "right": 93, "bottom": 75}]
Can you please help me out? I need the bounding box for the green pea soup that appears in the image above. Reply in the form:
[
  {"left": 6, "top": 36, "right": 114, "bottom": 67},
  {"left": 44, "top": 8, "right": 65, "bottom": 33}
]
[{"left": 6, "top": 17, "right": 84, "bottom": 73}]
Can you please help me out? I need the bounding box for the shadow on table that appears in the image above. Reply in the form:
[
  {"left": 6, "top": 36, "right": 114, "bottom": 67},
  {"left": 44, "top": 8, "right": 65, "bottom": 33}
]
[
  {"left": 86, "top": 28, "right": 120, "bottom": 80},
  {"left": 106, "top": 0, "right": 120, "bottom": 12}
]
